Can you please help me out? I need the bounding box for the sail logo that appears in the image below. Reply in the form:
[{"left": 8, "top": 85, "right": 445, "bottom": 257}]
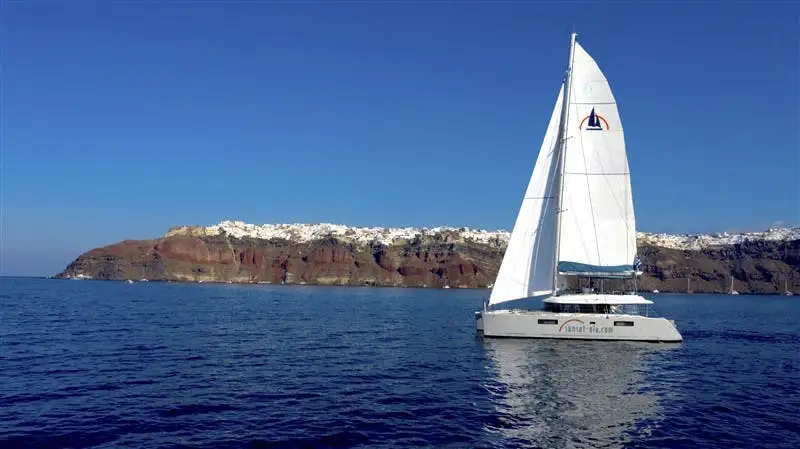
[{"left": 579, "top": 108, "right": 609, "bottom": 131}]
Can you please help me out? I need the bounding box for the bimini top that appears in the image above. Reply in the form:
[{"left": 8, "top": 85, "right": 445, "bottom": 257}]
[{"left": 543, "top": 294, "right": 653, "bottom": 305}]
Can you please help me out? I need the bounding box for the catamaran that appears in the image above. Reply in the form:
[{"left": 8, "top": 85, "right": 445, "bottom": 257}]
[{"left": 476, "top": 33, "right": 682, "bottom": 343}]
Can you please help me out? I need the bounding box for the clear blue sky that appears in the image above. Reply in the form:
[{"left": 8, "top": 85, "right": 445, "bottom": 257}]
[{"left": 2, "top": 1, "right": 798, "bottom": 276}]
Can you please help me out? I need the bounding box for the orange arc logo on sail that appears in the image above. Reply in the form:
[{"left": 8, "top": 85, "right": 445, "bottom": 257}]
[
  {"left": 559, "top": 319, "right": 584, "bottom": 332},
  {"left": 579, "top": 114, "right": 610, "bottom": 130}
]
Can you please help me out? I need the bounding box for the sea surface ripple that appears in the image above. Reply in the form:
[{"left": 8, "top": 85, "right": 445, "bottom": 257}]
[{"left": 1, "top": 278, "right": 798, "bottom": 448}]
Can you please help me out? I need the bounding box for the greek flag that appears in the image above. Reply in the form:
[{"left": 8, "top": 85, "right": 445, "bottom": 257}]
[{"left": 633, "top": 255, "right": 642, "bottom": 271}]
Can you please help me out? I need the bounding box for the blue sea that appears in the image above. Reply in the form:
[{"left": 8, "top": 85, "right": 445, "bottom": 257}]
[{"left": 1, "top": 277, "right": 798, "bottom": 448}]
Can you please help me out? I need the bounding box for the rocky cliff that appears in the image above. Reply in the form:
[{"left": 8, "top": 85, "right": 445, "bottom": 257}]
[{"left": 55, "top": 221, "right": 800, "bottom": 294}]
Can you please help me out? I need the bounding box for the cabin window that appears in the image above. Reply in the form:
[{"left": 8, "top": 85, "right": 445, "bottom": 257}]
[
  {"left": 614, "top": 321, "right": 634, "bottom": 327},
  {"left": 538, "top": 319, "right": 558, "bottom": 325},
  {"left": 589, "top": 321, "right": 596, "bottom": 325}
]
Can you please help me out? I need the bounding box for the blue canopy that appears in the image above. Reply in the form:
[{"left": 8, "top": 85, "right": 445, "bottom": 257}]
[{"left": 557, "top": 261, "right": 635, "bottom": 278}]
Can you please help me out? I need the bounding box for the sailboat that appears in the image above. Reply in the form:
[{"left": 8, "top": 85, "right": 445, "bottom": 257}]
[
  {"left": 475, "top": 33, "right": 682, "bottom": 343},
  {"left": 729, "top": 275, "right": 739, "bottom": 295}
]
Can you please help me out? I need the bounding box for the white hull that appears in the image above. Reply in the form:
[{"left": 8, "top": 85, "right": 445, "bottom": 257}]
[{"left": 476, "top": 309, "right": 682, "bottom": 343}]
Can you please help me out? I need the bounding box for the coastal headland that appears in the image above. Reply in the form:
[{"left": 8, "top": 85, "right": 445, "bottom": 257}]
[{"left": 55, "top": 221, "right": 800, "bottom": 294}]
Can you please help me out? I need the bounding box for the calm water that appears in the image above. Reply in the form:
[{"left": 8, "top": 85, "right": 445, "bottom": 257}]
[{"left": 1, "top": 278, "right": 798, "bottom": 448}]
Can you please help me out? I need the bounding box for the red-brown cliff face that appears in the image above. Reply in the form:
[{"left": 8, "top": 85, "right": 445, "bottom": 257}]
[
  {"left": 55, "top": 230, "right": 800, "bottom": 294},
  {"left": 55, "top": 233, "right": 505, "bottom": 288}
]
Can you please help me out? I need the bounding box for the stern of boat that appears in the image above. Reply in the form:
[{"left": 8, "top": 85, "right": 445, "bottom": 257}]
[
  {"left": 475, "top": 300, "right": 486, "bottom": 332},
  {"left": 666, "top": 319, "right": 683, "bottom": 342}
]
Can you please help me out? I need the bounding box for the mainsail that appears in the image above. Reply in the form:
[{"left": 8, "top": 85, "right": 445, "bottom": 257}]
[
  {"left": 489, "top": 35, "right": 637, "bottom": 307},
  {"left": 556, "top": 41, "right": 636, "bottom": 277}
]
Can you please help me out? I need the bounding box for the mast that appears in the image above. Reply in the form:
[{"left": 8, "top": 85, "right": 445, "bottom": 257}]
[{"left": 551, "top": 31, "right": 577, "bottom": 295}]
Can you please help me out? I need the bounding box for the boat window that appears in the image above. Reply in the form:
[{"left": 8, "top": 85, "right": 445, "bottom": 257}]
[
  {"left": 614, "top": 321, "right": 634, "bottom": 327},
  {"left": 543, "top": 303, "right": 607, "bottom": 314},
  {"left": 538, "top": 319, "right": 558, "bottom": 325}
]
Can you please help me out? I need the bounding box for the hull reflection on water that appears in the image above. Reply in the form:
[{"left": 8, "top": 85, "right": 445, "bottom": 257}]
[{"left": 482, "top": 339, "right": 680, "bottom": 448}]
